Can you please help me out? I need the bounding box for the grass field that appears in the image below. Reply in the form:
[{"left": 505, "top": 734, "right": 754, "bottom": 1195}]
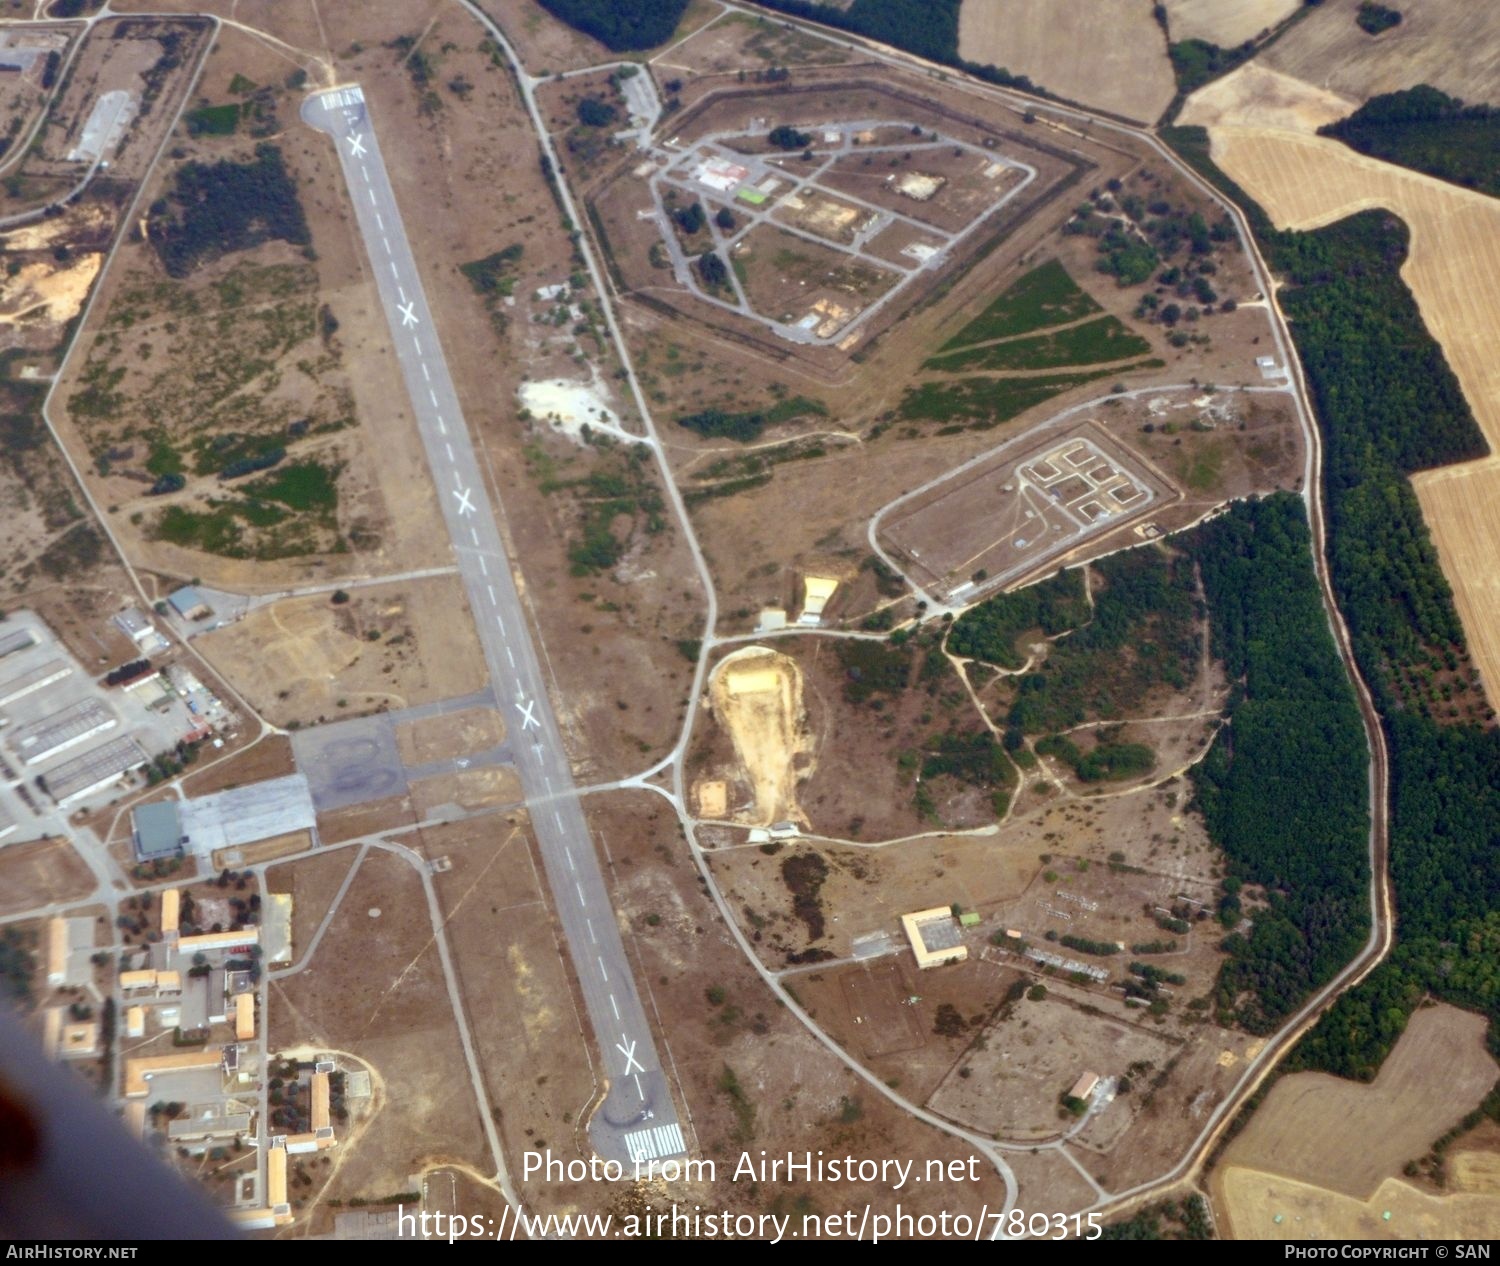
[
  {"left": 925, "top": 314, "right": 1153, "bottom": 373},
  {"left": 897, "top": 367, "right": 1138, "bottom": 426},
  {"left": 937, "top": 259, "right": 1103, "bottom": 351},
  {"left": 1208, "top": 126, "right": 1500, "bottom": 697}
]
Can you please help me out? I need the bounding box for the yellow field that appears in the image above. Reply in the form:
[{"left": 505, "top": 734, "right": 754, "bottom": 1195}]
[
  {"left": 1162, "top": 0, "right": 1298, "bottom": 47},
  {"left": 1220, "top": 1168, "right": 1500, "bottom": 1239},
  {"left": 1210, "top": 127, "right": 1500, "bottom": 697},
  {"left": 956, "top": 0, "right": 1175, "bottom": 124},
  {"left": 1261, "top": 0, "right": 1500, "bottom": 107},
  {"left": 1217, "top": 1005, "right": 1497, "bottom": 1200},
  {"left": 1180, "top": 64, "right": 1355, "bottom": 133}
]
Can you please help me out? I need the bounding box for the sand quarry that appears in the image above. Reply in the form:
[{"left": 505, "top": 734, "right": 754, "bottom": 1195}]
[
  {"left": 706, "top": 646, "right": 812, "bottom": 827},
  {"left": 1207, "top": 126, "right": 1500, "bottom": 701},
  {"left": 0, "top": 254, "right": 103, "bottom": 326}
]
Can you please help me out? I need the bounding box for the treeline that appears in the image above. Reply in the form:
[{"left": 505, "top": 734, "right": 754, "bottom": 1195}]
[
  {"left": 1320, "top": 85, "right": 1500, "bottom": 198},
  {"left": 535, "top": 0, "right": 690, "bottom": 52},
  {"left": 151, "top": 143, "right": 310, "bottom": 278},
  {"left": 1171, "top": 135, "right": 1500, "bottom": 1078},
  {"left": 676, "top": 395, "right": 825, "bottom": 443},
  {"left": 1268, "top": 211, "right": 1483, "bottom": 716},
  {"left": 1186, "top": 494, "right": 1369, "bottom": 1033},
  {"left": 747, "top": 0, "right": 1052, "bottom": 101}
]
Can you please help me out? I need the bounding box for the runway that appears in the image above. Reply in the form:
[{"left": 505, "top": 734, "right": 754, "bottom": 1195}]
[{"left": 302, "top": 84, "right": 683, "bottom": 1166}]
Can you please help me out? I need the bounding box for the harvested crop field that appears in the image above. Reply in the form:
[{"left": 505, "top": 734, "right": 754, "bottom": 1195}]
[
  {"left": 957, "top": 0, "right": 1175, "bottom": 124},
  {"left": 1215, "top": 1004, "right": 1497, "bottom": 1208},
  {"left": 1260, "top": 0, "right": 1500, "bottom": 107},
  {"left": 707, "top": 647, "right": 811, "bottom": 827},
  {"left": 1179, "top": 63, "right": 1356, "bottom": 134},
  {"left": 1207, "top": 127, "right": 1500, "bottom": 699},
  {"left": 1220, "top": 1170, "right": 1500, "bottom": 1240},
  {"left": 1162, "top": 0, "right": 1299, "bottom": 47}
]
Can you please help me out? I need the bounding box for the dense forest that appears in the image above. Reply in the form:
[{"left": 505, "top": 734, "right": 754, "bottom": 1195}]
[
  {"left": 1165, "top": 133, "right": 1500, "bottom": 1079},
  {"left": 1268, "top": 211, "right": 1484, "bottom": 720},
  {"left": 1186, "top": 494, "right": 1370, "bottom": 1032},
  {"left": 534, "top": 0, "right": 691, "bottom": 52},
  {"left": 1320, "top": 85, "right": 1500, "bottom": 198},
  {"left": 150, "top": 143, "right": 310, "bottom": 278},
  {"left": 947, "top": 567, "right": 1088, "bottom": 668}
]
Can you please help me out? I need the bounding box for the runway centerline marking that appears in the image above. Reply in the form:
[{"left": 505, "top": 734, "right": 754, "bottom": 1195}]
[
  {"left": 575, "top": 881, "right": 586, "bottom": 905},
  {"left": 487, "top": 584, "right": 496, "bottom": 605},
  {"left": 609, "top": 993, "right": 619, "bottom": 1018},
  {"left": 597, "top": 956, "right": 609, "bottom": 983},
  {"left": 445, "top": 442, "right": 455, "bottom": 462}
]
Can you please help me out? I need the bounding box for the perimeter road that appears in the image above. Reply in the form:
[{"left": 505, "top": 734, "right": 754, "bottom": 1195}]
[{"left": 300, "top": 84, "right": 683, "bottom": 1169}]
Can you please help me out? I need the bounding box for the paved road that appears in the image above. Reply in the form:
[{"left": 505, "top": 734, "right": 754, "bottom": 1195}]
[{"left": 301, "top": 85, "right": 683, "bottom": 1168}]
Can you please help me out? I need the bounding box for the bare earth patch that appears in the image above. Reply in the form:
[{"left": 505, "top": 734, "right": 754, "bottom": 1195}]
[{"left": 1180, "top": 63, "right": 1357, "bottom": 133}]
